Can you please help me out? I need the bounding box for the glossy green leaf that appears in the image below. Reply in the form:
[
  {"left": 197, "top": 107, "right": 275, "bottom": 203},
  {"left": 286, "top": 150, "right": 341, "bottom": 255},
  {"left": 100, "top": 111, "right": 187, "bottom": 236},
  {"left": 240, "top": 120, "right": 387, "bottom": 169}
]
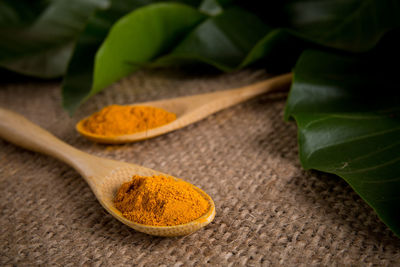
[
  {"left": 232, "top": 0, "right": 400, "bottom": 52},
  {"left": 62, "top": 0, "right": 202, "bottom": 112},
  {"left": 153, "top": 7, "right": 271, "bottom": 71},
  {"left": 239, "top": 29, "right": 306, "bottom": 73},
  {"left": 91, "top": 3, "right": 205, "bottom": 96},
  {"left": 285, "top": 42, "right": 400, "bottom": 236},
  {"left": 0, "top": 0, "right": 108, "bottom": 78},
  {"left": 153, "top": 8, "right": 307, "bottom": 74},
  {"left": 62, "top": 0, "right": 162, "bottom": 112}
]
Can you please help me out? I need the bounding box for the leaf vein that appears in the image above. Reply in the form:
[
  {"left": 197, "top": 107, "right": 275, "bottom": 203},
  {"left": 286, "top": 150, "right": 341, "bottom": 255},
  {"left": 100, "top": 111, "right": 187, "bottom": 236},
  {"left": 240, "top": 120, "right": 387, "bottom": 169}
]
[
  {"left": 362, "top": 176, "right": 400, "bottom": 184},
  {"left": 338, "top": 156, "right": 400, "bottom": 174},
  {"left": 304, "top": 113, "right": 390, "bottom": 129},
  {"left": 304, "top": 127, "right": 400, "bottom": 162}
]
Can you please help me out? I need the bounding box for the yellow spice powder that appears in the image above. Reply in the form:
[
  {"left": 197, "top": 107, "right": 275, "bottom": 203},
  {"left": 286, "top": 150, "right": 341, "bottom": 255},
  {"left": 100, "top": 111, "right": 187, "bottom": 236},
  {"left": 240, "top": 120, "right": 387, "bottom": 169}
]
[
  {"left": 82, "top": 105, "right": 176, "bottom": 136},
  {"left": 114, "top": 175, "right": 210, "bottom": 226}
]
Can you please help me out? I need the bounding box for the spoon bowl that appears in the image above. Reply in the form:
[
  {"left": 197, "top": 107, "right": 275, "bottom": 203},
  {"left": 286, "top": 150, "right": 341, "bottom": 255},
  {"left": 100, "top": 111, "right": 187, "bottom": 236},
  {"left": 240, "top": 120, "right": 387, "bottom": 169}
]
[
  {"left": 89, "top": 160, "right": 215, "bottom": 236},
  {"left": 77, "top": 73, "right": 292, "bottom": 144},
  {"left": 0, "top": 108, "right": 215, "bottom": 236}
]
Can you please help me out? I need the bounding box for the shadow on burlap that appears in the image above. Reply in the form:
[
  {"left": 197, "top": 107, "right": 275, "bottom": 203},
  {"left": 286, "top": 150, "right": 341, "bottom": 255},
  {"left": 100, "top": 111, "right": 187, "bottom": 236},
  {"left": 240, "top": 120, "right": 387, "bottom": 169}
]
[{"left": 0, "top": 69, "right": 399, "bottom": 266}]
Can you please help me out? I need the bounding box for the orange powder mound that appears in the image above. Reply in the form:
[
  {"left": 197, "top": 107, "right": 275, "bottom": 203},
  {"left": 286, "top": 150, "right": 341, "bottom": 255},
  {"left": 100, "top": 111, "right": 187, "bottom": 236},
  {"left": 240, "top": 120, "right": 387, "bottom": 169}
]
[
  {"left": 114, "top": 175, "right": 210, "bottom": 226},
  {"left": 82, "top": 105, "right": 176, "bottom": 136}
]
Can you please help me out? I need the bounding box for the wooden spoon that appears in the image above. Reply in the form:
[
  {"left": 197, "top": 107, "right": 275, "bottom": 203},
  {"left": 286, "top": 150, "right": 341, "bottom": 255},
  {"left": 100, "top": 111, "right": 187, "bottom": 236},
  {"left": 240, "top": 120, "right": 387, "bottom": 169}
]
[
  {"left": 0, "top": 108, "right": 215, "bottom": 237},
  {"left": 77, "top": 73, "right": 292, "bottom": 144}
]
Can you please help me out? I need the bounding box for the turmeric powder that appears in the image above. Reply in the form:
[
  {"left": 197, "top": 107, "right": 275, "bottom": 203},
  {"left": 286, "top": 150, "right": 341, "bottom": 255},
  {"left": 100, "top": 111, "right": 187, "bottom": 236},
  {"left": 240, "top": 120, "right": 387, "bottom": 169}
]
[
  {"left": 114, "top": 175, "right": 210, "bottom": 226},
  {"left": 82, "top": 105, "right": 176, "bottom": 136}
]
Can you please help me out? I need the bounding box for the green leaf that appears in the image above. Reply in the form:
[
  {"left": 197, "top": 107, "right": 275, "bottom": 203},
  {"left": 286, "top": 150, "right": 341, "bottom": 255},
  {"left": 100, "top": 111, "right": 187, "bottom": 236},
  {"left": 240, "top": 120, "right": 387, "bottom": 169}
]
[
  {"left": 63, "top": 2, "right": 206, "bottom": 113},
  {"left": 285, "top": 40, "right": 400, "bottom": 236},
  {"left": 239, "top": 29, "right": 306, "bottom": 72},
  {"left": 286, "top": 0, "right": 400, "bottom": 52},
  {"left": 62, "top": 0, "right": 162, "bottom": 112},
  {"left": 93, "top": 3, "right": 205, "bottom": 93},
  {"left": 153, "top": 7, "right": 307, "bottom": 74},
  {"left": 232, "top": 0, "right": 400, "bottom": 52},
  {"left": 154, "top": 7, "right": 271, "bottom": 71},
  {"left": 0, "top": 0, "right": 108, "bottom": 78},
  {"left": 62, "top": 0, "right": 203, "bottom": 112}
]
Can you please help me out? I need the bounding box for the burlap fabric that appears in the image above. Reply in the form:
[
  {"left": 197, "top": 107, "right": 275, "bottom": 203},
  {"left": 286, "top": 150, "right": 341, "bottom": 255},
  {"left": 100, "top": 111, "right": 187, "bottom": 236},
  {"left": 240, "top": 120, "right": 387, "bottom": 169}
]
[{"left": 0, "top": 69, "right": 399, "bottom": 266}]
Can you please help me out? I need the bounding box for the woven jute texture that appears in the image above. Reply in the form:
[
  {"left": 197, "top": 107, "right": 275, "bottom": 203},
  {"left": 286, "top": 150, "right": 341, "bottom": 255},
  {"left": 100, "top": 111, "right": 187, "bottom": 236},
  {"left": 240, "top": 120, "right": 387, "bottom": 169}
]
[{"left": 0, "top": 69, "right": 399, "bottom": 266}]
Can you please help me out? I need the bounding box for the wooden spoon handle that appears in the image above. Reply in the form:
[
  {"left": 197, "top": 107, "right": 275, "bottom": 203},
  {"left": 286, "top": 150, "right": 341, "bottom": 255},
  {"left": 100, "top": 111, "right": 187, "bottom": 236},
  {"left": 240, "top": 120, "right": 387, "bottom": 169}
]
[{"left": 0, "top": 108, "right": 95, "bottom": 178}]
